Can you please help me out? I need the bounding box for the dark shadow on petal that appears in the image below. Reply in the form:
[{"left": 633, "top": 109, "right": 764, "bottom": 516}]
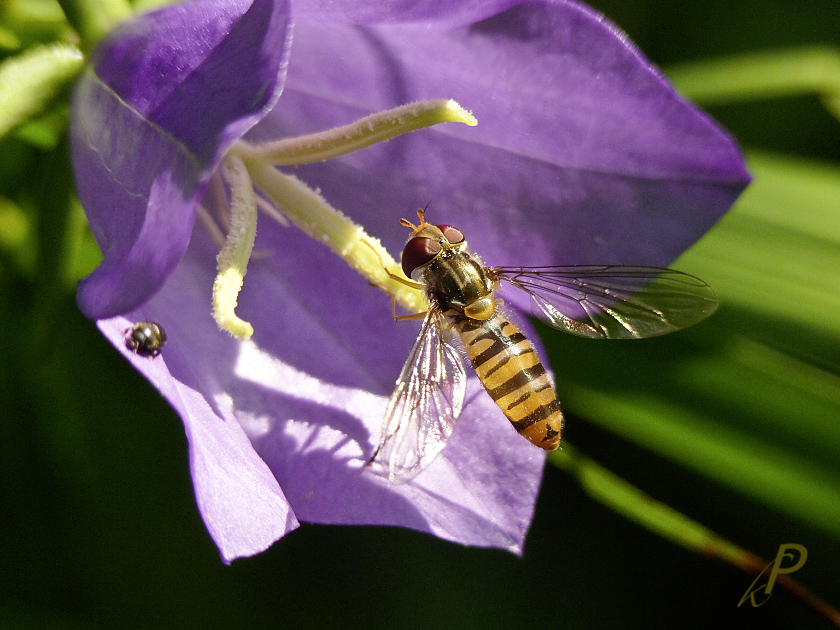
[{"left": 236, "top": 376, "right": 540, "bottom": 551}]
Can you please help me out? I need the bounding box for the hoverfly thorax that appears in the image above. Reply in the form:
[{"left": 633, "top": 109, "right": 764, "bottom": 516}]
[{"left": 400, "top": 211, "right": 494, "bottom": 320}]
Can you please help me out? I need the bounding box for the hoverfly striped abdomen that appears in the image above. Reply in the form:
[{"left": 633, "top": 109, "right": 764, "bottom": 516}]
[{"left": 455, "top": 313, "right": 563, "bottom": 450}]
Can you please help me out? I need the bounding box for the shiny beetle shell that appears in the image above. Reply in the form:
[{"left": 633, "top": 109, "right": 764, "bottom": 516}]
[{"left": 126, "top": 321, "right": 167, "bottom": 357}]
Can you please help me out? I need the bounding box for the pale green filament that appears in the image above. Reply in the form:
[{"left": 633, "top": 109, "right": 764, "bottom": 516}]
[
  {"left": 244, "top": 161, "right": 427, "bottom": 314},
  {"left": 212, "top": 154, "right": 258, "bottom": 340},
  {"left": 212, "top": 98, "right": 477, "bottom": 336},
  {"left": 234, "top": 99, "right": 477, "bottom": 165}
]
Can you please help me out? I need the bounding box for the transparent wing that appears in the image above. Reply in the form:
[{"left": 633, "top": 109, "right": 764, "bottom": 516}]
[
  {"left": 370, "top": 305, "right": 467, "bottom": 483},
  {"left": 491, "top": 265, "right": 719, "bottom": 340}
]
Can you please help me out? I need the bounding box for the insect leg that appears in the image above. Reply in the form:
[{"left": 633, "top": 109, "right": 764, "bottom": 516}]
[
  {"left": 360, "top": 238, "right": 423, "bottom": 290},
  {"left": 392, "top": 297, "right": 427, "bottom": 322},
  {"left": 361, "top": 238, "right": 428, "bottom": 321}
]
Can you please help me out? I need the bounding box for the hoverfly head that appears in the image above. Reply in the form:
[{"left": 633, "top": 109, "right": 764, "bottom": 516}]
[{"left": 400, "top": 208, "right": 465, "bottom": 279}]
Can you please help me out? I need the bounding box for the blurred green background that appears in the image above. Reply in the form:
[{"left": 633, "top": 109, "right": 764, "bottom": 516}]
[{"left": 1, "top": 0, "right": 839, "bottom": 628}]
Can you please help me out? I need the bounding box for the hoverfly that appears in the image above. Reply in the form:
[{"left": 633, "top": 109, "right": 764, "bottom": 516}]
[
  {"left": 125, "top": 321, "right": 167, "bottom": 357},
  {"left": 370, "top": 209, "right": 718, "bottom": 482}
]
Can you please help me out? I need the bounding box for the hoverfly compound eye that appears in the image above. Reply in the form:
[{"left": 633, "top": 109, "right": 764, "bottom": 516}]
[
  {"left": 401, "top": 237, "right": 441, "bottom": 278},
  {"left": 436, "top": 225, "right": 464, "bottom": 244}
]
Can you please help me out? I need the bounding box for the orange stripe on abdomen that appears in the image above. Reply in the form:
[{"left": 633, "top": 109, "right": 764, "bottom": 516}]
[{"left": 455, "top": 314, "right": 563, "bottom": 450}]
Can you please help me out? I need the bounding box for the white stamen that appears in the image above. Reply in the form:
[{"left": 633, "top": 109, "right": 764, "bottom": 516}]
[
  {"left": 211, "top": 153, "right": 258, "bottom": 340},
  {"left": 203, "top": 98, "right": 477, "bottom": 339}
]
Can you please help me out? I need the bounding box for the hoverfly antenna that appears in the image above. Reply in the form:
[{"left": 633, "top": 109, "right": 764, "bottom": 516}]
[{"left": 400, "top": 207, "right": 434, "bottom": 237}]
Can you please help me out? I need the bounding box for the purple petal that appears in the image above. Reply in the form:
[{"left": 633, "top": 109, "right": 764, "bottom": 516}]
[
  {"left": 98, "top": 315, "right": 299, "bottom": 563},
  {"left": 257, "top": 0, "right": 750, "bottom": 293},
  {"left": 99, "top": 221, "right": 544, "bottom": 556},
  {"left": 292, "top": 0, "right": 519, "bottom": 25},
  {"left": 72, "top": 0, "right": 291, "bottom": 319},
  {"left": 84, "top": 0, "right": 751, "bottom": 558}
]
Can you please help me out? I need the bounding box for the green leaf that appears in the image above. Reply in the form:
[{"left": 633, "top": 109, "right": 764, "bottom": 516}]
[
  {"left": 1, "top": 0, "right": 71, "bottom": 45},
  {"left": 667, "top": 47, "right": 840, "bottom": 120},
  {"left": 12, "top": 103, "right": 69, "bottom": 148},
  {"left": 547, "top": 149, "right": 840, "bottom": 540},
  {"left": 0, "top": 195, "right": 35, "bottom": 276},
  {"left": 55, "top": 0, "right": 132, "bottom": 50},
  {"left": 0, "top": 42, "right": 83, "bottom": 140},
  {"left": 0, "top": 25, "right": 23, "bottom": 50},
  {"left": 678, "top": 150, "right": 840, "bottom": 343},
  {"left": 554, "top": 338, "right": 840, "bottom": 539}
]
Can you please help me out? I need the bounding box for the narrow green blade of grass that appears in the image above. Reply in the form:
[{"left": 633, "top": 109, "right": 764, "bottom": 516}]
[
  {"left": 0, "top": 42, "right": 83, "bottom": 140},
  {"left": 667, "top": 47, "right": 840, "bottom": 119},
  {"left": 547, "top": 150, "right": 840, "bottom": 539}
]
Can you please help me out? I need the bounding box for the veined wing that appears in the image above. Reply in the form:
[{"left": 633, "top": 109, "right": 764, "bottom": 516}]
[
  {"left": 491, "top": 265, "right": 719, "bottom": 340},
  {"left": 370, "top": 305, "right": 467, "bottom": 483}
]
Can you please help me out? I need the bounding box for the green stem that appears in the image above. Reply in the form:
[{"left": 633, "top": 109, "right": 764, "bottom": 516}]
[{"left": 549, "top": 444, "right": 840, "bottom": 626}]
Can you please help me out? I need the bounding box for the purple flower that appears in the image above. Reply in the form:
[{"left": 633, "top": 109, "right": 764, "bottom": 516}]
[{"left": 71, "top": 0, "right": 750, "bottom": 562}]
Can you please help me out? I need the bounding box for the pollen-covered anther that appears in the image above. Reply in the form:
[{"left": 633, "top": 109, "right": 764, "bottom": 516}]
[{"left": 211, "top": 153, "right": 258, "bottom": 340}]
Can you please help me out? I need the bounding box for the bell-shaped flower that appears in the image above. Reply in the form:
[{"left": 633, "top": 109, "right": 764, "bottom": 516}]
[{"left": 70, "top": 0, "right": 750, "bottom": 562}]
